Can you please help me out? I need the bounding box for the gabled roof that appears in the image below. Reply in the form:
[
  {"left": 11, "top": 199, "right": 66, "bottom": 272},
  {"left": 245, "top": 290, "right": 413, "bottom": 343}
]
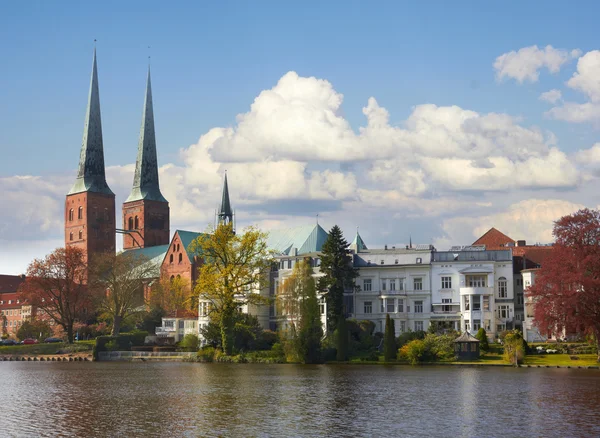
[
  {"left": 126, "top": 66, "right": 167, "bottom": 203},
  {"left": 473, "top": 227, "right": 515, "bottom": 250},
  {"left": 267, "top": 224, "right": 329, "bottom": 256},
  {"left": 176, "top": 230, "right": 205, "bottom": 261},
  {"left": 68, "top": 48, "right": 113, "bottom": 196},
  {"left": 0, "top": 275, "right": 26, "bottom": 294},
  {"left": 454, "top": 332, "right": 480, "bottom": 343},
  {"left": 125, "top": 244, "right": 169, "bottom": 279}
]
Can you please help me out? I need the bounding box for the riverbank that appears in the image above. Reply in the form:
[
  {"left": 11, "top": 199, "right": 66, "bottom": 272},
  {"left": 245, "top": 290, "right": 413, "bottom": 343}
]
[{"left": 0, "top": 341, "right": 94, "bottom": 361}]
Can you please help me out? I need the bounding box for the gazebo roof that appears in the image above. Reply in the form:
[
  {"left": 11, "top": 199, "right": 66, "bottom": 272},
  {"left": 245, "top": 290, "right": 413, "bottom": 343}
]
[{"left": 454, "top": 332, "right": 480, "bottom": 343}]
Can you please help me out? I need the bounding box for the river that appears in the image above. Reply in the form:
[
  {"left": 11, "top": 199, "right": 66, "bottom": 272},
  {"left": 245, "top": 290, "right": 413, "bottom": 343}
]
[{"left": 0, "top": 362, "right": 598, "bottom": 437}]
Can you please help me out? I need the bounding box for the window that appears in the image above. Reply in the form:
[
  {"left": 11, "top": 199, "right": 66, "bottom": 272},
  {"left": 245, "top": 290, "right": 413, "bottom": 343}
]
[
  {"left": 413, "top": 278, "right": 423, "bottom": 291},
  {"left": 381, "top": 280, "right": 386, "bottom": 291},
  {"left": 515, "top": 314, "right": 523, "bottom": 321},
  {"left": 380, "top": 299, "right": 385, "bottom": 313},
  {"left": 464, "top": 295, "right": 470, "bottom": 311},
  {"left": 364, "top": 301, "right": 372, "bottom": 314},
  {"left": 498, "top": 277, "right": 508, "bottom": 298},
  {"left": 485, "top": 320, "right": 491, "bottom": 331},
  {"left": 441, "top": 276, "right": 452, "bottom": 289},
  {"left": 178, "top": 253, "right": 183, "bottom": 263},
  {"left": 134, "top": 216, "right": 139, "bottom": 229},
  {"left": 363, "top": 279, "right": 372, "bottom": 292},
  {"left": 8, "top": 300, "right": 12, "bottom": 305},
  {"left": 169, "top": 254, "right": 173, "bottom": 264},
  {"left": 414, "top": 300, "right": 423, "bottom": 313},
  {"left": 414, "top": 321, "right": 423, "bottom": 331},
  {"left": 380, "top": 260, "right": 384, "bottom": 265},
  {"left": 104, "top": 208, "right": 109, "bottom": 221},
  {"left": 69, "top": 232, "right": 73, "bottom": 241},
  {"left": 467, "top": 275, "right": 487, "bottom": 287},
  {"left": 200, "top": 302, "right": 209, "bottom": 317},
  {"left": 78, "top": 230, "right": 83, "bottom": 240},
  {"left": 287, "top": 260, "right": 292, "bottom": 269},
  {"left": 78, "top": 206, "right": 83, "bottom": 219},
  {"left": 389, "top": 279, "right": 396, "bottom": 291},
  {"left": 69, "top": 209, "right": 74, "bottom": 221},
  {"left": 386, "top": 298, "right": 395, "bottom": 313},
  {"left": 465, "top": 321, "right": 470, "bottom": 332},
  {"left": 128, "top": 217, "right": 134, "bottom": 230},
  {"left": 483, "top": 296, "right": 490, "bottom": 311},
  {"left": 177, "top": 244, "right": 180, "bottom": 251},
  {"left": 398, "top": 279, "right": 404, "bottom": 291},
  {"left": 319, "top": 298, "right": 325, "bottom": 315},
  {"left": 498, "top": 305, "right": 509, "bottom": 319},
  {"left": 397, "top": 299, "right": 404, "bottom": 313},
  {"left": 472, "top": 296, "right": 481, "bottom": 311},
  {"left": 442, "top": 298, "right": 452, "bottom": 303},
  {"left": 516, "top": 278, "right": 522, "bottom": 286},
  {"left": 398, "top": 321, "right": 406, "bottom": 333},
  {"left": 473, "top": 319, "right": 481, "bottom": 331},
  {"left": 416, "top": 258, "right": 422, "bottom": 264},
  {"left": 517, "top": 294, "right": 524, "bottom": 305}
]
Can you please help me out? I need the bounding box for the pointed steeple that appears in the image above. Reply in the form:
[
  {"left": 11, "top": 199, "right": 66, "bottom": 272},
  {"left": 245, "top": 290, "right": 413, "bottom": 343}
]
[
  {"left": 350, "top": 227, "right": 368, "bottom": 253},
  {"left": 69, "top": 48, "right": 113, "bottom": 195},
  {"left": 126, "top": 66, "right": 167, "bottom": 203},
  {"left": 218, "top": 172, "right": 233, "bottom": 225}
]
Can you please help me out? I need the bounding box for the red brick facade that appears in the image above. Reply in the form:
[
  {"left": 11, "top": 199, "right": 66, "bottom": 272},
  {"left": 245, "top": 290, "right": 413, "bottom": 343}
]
[
  {"left": 122, "top": 199, "right": 170, "bottom": 250},
  {"left": 0, "top": 275, "right": 29, "bottom": 337},
  {"left": 160, "top": 232, "right": 199, "bottom": 286},
  {"left": 65, "top": 191, "right": 115, "bottom": 263}
]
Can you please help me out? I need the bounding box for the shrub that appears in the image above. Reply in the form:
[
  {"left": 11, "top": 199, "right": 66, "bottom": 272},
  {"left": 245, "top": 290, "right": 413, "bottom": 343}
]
[
  {"left": 335, "top": 317, "right": 349, "bottom": 361},
  {"left": 475, "top": 328, "right": 490, "bottom": 352},
  {"left": 396, "top": 330, "right": 426, "bottom": 348},
  {"left": 503, "top": 330, "right": 526, "bottom": 365},
  {"left": 17, "top": 320, "right": 53, "bottom": 342},
  {"left": 423, "top": 333, "right": 456, "bottom": 361},
  {"left": 398, "top": 339, "right": 426, "bottom": 365},
  {"left": 105, "top": 340, "right": 119, "bottom": 351},
  {"left": 179, "top": 334, "right": 199, "bottom": 352},
  {"left": 197, "top": 346, "right": 216, "bottom": 362}
]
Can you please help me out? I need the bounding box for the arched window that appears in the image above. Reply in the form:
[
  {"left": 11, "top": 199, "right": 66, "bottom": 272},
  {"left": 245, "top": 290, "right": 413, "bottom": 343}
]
[
  {"left": 177, "top": 244, "right": 180, "bottom": 251},
  {"left": 498, "top": 277, "right": 508, "bottom": 298},
  {"left": 104, "top": 208, "right": 109, "bottom": 221},
  {"left": 78, "top": 206, "right": 83, "bottom": 219},
  {"left": 78, "top": 230, "right": 83, "bottom": 240},
  {"left": 69, "top": 209, "right": 74, "bottom": 221},
  {"left": 69, "top": 232, "right": 73, "bottom": 241},
  {"left": 176, "top": 274, "right": 181, "bottom": 280},
  {"left": 134, "top": 216, "right": 139, "bottom": 229},
  {"left": 128, "top": 217, "right": 134, "bottom": 230},
  {"left": 169, "top": 254, "right": 173, "bottom": 264},
  {"left": 178, "top": 253, "right": 183, "bottom": 263},
  {"left": 170, "top": 275, "right": 175, "bottom": 281}
]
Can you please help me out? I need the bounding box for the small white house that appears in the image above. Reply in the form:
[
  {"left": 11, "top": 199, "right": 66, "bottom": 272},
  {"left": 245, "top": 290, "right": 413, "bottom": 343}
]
[{"left": 156, "top": 310, "right": 199, "bottom": 343}]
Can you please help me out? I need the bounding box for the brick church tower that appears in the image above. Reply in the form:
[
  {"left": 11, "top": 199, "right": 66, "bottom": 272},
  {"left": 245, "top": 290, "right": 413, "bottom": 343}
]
[
  {"left": 122, "top": 67, "right": 170, "bottom": 250},
  {"left": 65, "top": 48, "right": 115, "bottom": 263}
]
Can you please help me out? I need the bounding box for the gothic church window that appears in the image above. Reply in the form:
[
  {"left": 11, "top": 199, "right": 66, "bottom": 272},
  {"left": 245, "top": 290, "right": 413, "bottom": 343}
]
[
  {"left": 78, "top": 206, "right": 83, "bottom": 220},
  {"left": 134, "top": 216, "right": 139, "bottom": 229},
  {"left": 78, "top": 230, "right": 83, "bottom": 240},
  {"left": 128, "top": 217, "right": 134, "bottom": 230},
  {"left": 69, "top": 209, "right": 74, "bottom": 221},
  {"left": 179, "top": 253, "right": 183, "bottom": 263},
  {"left": 169, "top": 254, "right": 173, "bottom": 264},
  {"left": 69, "top": 232, "right": 73, "bottom": 241}
]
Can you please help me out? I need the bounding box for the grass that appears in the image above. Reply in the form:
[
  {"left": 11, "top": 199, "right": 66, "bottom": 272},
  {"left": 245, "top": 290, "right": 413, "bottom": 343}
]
[
  {"left": 524, "top": 354, "right": 599, "bottom": 367},
  {"left": 0, "top": 341, "right": 94, "bottom": 356}
]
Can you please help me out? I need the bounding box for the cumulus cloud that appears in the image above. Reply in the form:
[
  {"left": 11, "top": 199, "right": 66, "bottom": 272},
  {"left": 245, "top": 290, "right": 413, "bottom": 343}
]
[
  {"left": 539, "top": 89, "right": 562, "bottom": 104},
  {"left": 436, "top": 199, "right": 585, "bottom": 249},
  {"left": 494, "top": 45, "right": 581, "bottom": 83}
]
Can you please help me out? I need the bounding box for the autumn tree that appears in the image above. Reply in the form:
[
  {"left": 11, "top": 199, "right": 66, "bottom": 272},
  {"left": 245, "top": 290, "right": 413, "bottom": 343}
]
[
  {"left": 190, "top": 223, "right": 273, "bottom": 355},
  {"left": 19, "top": 247, "right": 90, "bottom": 343},
  {"left": 277, "top": 258, "right": 323, "bottom": 363},
  {"left": 89, "top": 251, "right": 156, "bottom": 336},
  {"left": 149, "top": 275, "right": 193, "bottom": 313},
  {"left": 528, "top": 208, "right": 600, "bottom": 362},
  {"left": 318, "top": 225, "right": 357, "bottom": 333}
]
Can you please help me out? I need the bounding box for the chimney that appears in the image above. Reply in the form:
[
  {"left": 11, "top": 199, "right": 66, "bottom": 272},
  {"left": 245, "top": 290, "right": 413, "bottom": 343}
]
[
  {"left": 384, "top": 244, "right": 388, "bottom": 250},
  {"left": 517, "top": 240, "right": 526, "bottom": 247}
]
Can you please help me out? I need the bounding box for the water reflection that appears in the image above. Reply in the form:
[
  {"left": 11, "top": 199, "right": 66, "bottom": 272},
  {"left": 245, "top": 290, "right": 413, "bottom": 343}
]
[{"left": 0, "top": 363, "right": 598, "bottom": 437}]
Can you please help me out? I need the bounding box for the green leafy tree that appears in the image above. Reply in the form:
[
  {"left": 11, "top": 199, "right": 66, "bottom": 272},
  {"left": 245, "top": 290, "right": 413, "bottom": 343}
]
[
  {"left": 384, "top": 314, "right": 396, "bottom": 361},
  {"left": 17, "top": 320, "right": 53, "bottom": 342},
  {"left": 318, "top": 225, "right": 357, "bottom": 333},
  {"left": 190, "top": 223, "right": 273, "bottom": 355},
  {"left": 180, "top": 334, "right": 199, "bottom": 352},
  {"left": 503, "top": 329, "right": 526, "bottom": 365},
  {"left": 475, "top": 328, "right": 490, "bottom": 352},
  {"left": 335, "top": 316, "right": 349, "bottom": 361}
]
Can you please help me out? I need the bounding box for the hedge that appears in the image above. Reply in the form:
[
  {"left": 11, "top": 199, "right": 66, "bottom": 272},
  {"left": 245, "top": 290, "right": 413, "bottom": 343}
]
[{"left": 94, "top": 331, "right": 149, "bottom": 357}]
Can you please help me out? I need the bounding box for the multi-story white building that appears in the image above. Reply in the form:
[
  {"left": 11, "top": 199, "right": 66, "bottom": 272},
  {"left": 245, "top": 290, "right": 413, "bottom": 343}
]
[
  {"left": 349, "top": 233, "right": 433, "bottom": 335},
  {"left": 432, "top": 247, "right": 514, "bottom": 340}
]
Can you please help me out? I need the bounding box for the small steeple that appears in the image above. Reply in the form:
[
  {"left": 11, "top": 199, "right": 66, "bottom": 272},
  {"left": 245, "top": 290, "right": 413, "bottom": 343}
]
[
  {"left": 69, "top": 47, "right": 113, "bottom": 195},
  {"left": 350, "top": 227, "right": 368, "bottom": 253},
  {"left": 218, "top": 172, "right": 233, "bottom": 225},
  {"left": 125, "top": 66, "right": 167, "bottom": 203}
]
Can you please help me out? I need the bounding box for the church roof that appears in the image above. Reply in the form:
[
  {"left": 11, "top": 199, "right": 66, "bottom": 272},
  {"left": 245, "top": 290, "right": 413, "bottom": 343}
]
[
  {"left": 124, "top": 244, "right": 169, "bottom": 279},
  {"left": 176, "top": 230, "right": 205, "bottom": 261},
  {"left": 125, "top": 67, "right": 167, "bottom": 203},
  {"left": 68, "top": 48, "right": 113, "bottom": 196},
  {"left": 218, "top": 173, "right": 233, "bottom": 222},
  {"left": 351, "top": 230, "right": 368, "bottom": 252},
  {"left": 267, "top": 224, "right": 329, "bottom": 256}
]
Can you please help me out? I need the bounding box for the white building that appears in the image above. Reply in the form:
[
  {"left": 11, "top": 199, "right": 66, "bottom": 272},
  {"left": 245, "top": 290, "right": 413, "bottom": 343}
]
[
  {"left": 156, "top": 311, "right": 199, "bottom": 343},
  {"left": 350, "top": 232, "right": 433, "bottom": 335},
  {"left": 521, "top": 268, "right": 549, "bottom": 343},
  {"left": 432, "top": 247, "right": 514, "bottom": 340}
]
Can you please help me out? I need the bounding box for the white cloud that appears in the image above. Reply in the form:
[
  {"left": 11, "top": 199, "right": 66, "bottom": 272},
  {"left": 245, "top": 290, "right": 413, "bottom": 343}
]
[
  {"left": 539, "top": 89, "right": 562, "bottom": 104},
  {"left": 494, "top": 45, "right": 581, "bottom": 83},
  {"left": 436, "top": 199, "right": 585, "bottom": 249},
  {"left": 546, "top": 101, "right": 600, "bottom": 124},
  {"left": 567, "top": 50, "right": 600, "bottom": 102},
  {"left": 575, "top": 142, "right": 600, "bottom": 164}
]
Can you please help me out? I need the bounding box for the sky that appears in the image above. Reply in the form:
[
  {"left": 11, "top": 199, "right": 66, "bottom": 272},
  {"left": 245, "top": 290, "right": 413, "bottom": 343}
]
[{"left": 2, "top": 1, "right": 600, "bottom": 274}]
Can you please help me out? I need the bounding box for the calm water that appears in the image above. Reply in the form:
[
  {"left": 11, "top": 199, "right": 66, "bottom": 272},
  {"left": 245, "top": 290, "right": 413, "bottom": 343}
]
[{"left": 0, "top": 362, "right": 598, "bottom": 437}]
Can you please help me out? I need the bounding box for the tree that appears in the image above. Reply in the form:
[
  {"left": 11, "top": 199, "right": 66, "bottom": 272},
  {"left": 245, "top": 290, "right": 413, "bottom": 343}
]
[
  {"left": 149, "top": 275, "right": 193, "bottom": 313},
  {"left": 180, "top": 334, "right": 199, "bottom": 352},
  {"left": 528, "top": 208, "right": 600, "bottom": 362},
  {"left": 318, "top": 225, "right": 358, "bottom": 333},
  {"left": 503, "top": 329, "right": 525, "bottom": 365},
  {"left": 475, "top": 328, "right": 490, "bottom": 352},
  {"left": 89, "top": 251, "right": 156, "bottom": 336},
  {"left": 335, "top": 316, "right": 349, "bottom": 361},
  {"left": 277, "top": 258, "right": 323, "bottom": 363},
  {"left": 384, "top": 314, "right": 396, "bottom": 361},
  {"left": 17, "top": 320, "right": 53, "bottom": 342},
  {"left": 19, "top": 247, "right": 91, "bottom": 343},
  {"left": 190, "top": 223, "right": 273, "bottom": 355}
]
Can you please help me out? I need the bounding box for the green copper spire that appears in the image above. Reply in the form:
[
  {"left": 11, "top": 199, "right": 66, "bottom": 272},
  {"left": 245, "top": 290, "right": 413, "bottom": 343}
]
[
  {"left": 126, "top": 66, "right": 167, "bottom": 203},
  {"left": 351, "top": 228, "right": 368, "bottom": 253},
  {"left": 218, "top": 172, "right": 233, "bottom": 224},
  {"left": 69, "top": 48, "right": 113, "bottom": 195}
]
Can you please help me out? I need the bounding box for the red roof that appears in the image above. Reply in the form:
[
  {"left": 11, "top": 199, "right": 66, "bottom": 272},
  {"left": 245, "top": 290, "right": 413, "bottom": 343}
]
[
  {"left": 0, "top": 275, "right": 26, "bottom": 294},
  {"left": 167, "top": 309, "right": 198, "bottom": 319},
  {"left": 473, "top": 228, "right": 515, "bottom": 249}
]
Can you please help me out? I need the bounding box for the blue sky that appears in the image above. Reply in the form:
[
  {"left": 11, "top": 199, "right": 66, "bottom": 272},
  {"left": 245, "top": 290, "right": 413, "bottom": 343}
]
[{"left": 2, "top": 1, "right": 600, "bottom": 273}]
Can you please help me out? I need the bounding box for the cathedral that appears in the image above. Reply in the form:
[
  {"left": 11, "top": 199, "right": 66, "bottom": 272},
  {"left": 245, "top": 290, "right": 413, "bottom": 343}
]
[{"left": 64, "top": 49, "right": 233, "bottom": 297}]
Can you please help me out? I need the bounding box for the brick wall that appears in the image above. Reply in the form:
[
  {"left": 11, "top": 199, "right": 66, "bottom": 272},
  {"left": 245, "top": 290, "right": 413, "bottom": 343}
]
[{"left": 122, "top": 199, "right": 170, "bottom": 250}]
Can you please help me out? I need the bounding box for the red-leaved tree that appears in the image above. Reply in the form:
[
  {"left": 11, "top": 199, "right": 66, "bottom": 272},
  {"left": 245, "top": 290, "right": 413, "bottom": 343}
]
[
  {"left": 528, "top": 208, "right": 600, "bottom": 361},
  {"left": 19, "top": 247, "right": 92, "bottom": 343}
]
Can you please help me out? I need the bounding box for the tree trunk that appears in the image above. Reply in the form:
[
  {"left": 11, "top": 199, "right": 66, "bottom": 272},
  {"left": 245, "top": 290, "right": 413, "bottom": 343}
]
[
  {"left": 596, "top": 330, "right": 600, "bottom": 363},
  {"left": 112, "top": 315, "right": 122, "bottom": 337},
  {"left": 220, "top": 309, "right": 234, "bottom": 355},
  {"left": 66, "top": 323, "right": 74, "bottom": 344}
]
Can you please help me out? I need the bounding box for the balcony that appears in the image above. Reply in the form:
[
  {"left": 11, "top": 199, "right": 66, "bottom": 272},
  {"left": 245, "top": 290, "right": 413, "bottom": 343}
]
[
  {"left": 155, "top": 327, "right": 176, "bottom": 336},
  {"left": 459, "top": 287, "right": 493, "bottom": 296}
]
